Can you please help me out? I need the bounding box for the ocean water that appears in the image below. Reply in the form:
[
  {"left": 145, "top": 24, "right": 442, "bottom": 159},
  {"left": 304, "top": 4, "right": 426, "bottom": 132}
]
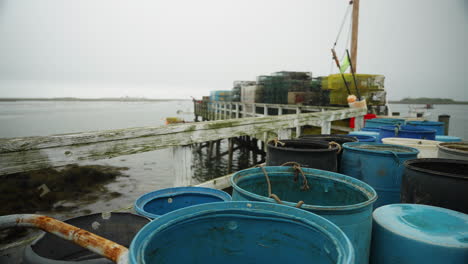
[{"left": 0, "top": 100, "right": 261, "bottom": 219}]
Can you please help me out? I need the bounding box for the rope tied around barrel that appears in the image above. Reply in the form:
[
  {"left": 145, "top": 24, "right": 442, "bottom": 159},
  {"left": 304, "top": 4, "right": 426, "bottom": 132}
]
[
  {"left": 280, "top": 162, "right": 310, "bottom": 191},
  {"left": 329, "top": 141, "right": 342, "bottom": 154},
  {"left": 256, "top": 164, "right": 306, "bottom": 208},
  {"left": 269, "top": 138, "right": 286, "bottom": 147}
]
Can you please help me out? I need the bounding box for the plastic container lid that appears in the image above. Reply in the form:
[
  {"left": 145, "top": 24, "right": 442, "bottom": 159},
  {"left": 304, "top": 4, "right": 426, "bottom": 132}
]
[
  {"left": 407, "top": 121, "right": 444, "bottom": 126},
  {"left": 373, "top": 204, "right": 468, "bottom": 247},
  {"left": 436, "top": 135, "right": 462, "bottom": 142}
]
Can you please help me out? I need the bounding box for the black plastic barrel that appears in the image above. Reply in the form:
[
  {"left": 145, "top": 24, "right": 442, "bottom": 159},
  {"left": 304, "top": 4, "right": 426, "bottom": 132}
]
[
  {"left": 299, "top": 135, "right": 357, "bottom": 171},
  {"left": 401, "top": 158, "right": 468, "bottom": 214},
  {"left": 23, "top": 212, "right": 150, "bottom": 264},
  {"left": 266, "top": 140, "right": 339, "bottom": 172},
  {"left": 299, "top": 134, "right": 358, "bottom": 145}
]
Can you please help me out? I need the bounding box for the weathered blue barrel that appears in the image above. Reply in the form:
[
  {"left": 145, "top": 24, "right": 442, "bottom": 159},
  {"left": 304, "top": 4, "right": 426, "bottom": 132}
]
[
  {"left": 436, "top": 135, "right": 462, "bottom": 142},
  {"left": 230, "top": 166, "right": 377, "bottom": 264},
  {"left": 379, "top": 125, "right": 436, "bottom": 140},
  {"left": 361, "top": 127, "right": 380, "bottom": 132},
  {"left": 342, "top": 134, "right": 376, "bottom": 142},
  {"left": 349, "top": 131, "right": 380, "bottom": 140},
  {"left": 406, "top": 120, "right": 444, "bottom": 135},
  {"left": 370, "top": 204, "right": 468, "bottom": 264},
  {"left": 134, "top": 187, "right": 231, "bottom": 219},
  {"left": 129, "top": 201, "right": 355, "bottom": 264},
  {"left": 365, "top": 118, "right": 405, "bottom": 128},
  {"left": 341, "top": 142, "right": 419, "bottom": 208},
  {"left": 23, "top": 213, "right": 150, "bottom": 264}
]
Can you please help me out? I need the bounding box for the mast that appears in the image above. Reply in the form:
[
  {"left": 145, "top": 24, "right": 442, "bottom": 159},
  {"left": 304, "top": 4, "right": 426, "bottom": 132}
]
[{"left": 351, "top": 0, "right": 360, "bottom": 72}]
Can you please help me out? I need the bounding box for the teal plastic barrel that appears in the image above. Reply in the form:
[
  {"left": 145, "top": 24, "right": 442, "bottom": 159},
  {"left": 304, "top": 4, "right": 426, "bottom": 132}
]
[
  {"left": 371, "top": 204, "right": 468, "bottom": 264},
  {"left": 379, "top": 125, "right": 436, "bottom": 140},
  {"left": 407, "top": 120, "right": 444, "bottom": 135},
  {"left": 365, "top": 118, "right": 405, "bottom": 128},
  {"left": 134, "top": 187, "right": 231, "bottom": 219},
  {"left": 129, "top": 202, "right": 355, "bottom": 264},
  {"left": 340, "top": 142, "right": 419, "bottom": 209},
  {"left": 349, "top": 131, "right": 380, "bottom": 140},
  {"left": 435, "top": 135, "right": 462, "bottom": 142},
  {"left": 231, "top": 166, "right": 377, "bottom": 264}
]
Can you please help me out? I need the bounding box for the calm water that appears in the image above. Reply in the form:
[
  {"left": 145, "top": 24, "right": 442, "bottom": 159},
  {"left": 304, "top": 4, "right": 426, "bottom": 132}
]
[{"left": 0, "top": 101, "right": 261, "bottom": 219}]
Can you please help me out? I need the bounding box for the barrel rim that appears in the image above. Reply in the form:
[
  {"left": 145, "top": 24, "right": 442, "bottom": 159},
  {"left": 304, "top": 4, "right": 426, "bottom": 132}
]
[
  {"left": 373, "top": 203, "right": 468, "bottom": 248},
  {"left": 134, "top": 187, "right": 232, "bottom": 219},
  {"left": 406, "top": 120, "right": 444, "bottom": 126},
  {"left": 437, "top": 142, "right": 468, "bottom": 154},
  {"left": 298, "top": 134, "right": 358, "bottom": 142},
  {"left": 379, "top": 125, "right": 436, "bottom": 134},
  {"left": 342, "top": 142, "right": 420, "bottom": 156},
  {"left": 381, "top": 137, "right": 441, "bottom": 146},
  {"left": 403, "top": 158, "right": 468, "bottom": 179},
  {"left": 230, "top": 166, "right": 377, "bottom": 211},
  {"left": 23, "top": 212, "right": 150, "bottom": 264},
  {"left": 366, "top": 118, "right": 405, "bottom": 124},
  {"left": 129, "top": 201, "right": 355, "bottom": 264},
  {"left": 267, "top": 139, "right": 339, "bottom": 153}
]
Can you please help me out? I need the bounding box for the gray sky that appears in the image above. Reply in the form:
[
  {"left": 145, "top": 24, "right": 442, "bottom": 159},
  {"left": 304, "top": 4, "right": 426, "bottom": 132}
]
[{"left": 0, "top": 0, "right": 467, "bottom": 100}]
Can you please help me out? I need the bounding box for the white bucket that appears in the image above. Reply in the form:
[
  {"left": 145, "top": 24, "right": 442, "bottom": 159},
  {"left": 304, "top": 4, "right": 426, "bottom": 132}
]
[{"left": 381, "top": 137, "right": 440, "bottom": 158}]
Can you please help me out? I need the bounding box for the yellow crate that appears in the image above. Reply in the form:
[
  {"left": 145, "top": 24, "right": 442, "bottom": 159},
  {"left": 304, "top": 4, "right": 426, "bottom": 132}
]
[{"left": 321, "top": 74, "right": 385, "bottom": 90}]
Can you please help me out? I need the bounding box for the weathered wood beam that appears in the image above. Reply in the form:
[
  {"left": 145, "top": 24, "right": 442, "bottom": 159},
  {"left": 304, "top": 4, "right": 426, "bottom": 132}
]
[{"left": 0, "top": 108, "right": 365, "bottom": 175}]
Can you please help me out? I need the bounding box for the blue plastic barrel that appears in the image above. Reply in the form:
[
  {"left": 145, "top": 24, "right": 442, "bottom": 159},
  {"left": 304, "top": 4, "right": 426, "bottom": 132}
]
[
  {"left": 346, "top": 134, "right": 376, "bottom": 142},
  {"left": 231, "top": 166, "right": 377, "bottom": 264},
  {"left": 436, "top": 135, "right": 462, "bottom": 142},
  {"left": 341, "top": 142, "right": 419, "bottom": 208},
  {"left": 406, "top": 120, "right": 445, "bottom": 135},
  {"left": 365, "top": 118, "right": 405, "bottom": 128},
  {"left": 134, "top": 187, "right": 231, "bottom": 219},
  {"left": 349, "top": 131, "right": 380, "bottom": 140},
  {"left": 371, "top": 204, "right": 468, "bottom": 264},
  {"left": 129, "top": 202, "right": 355, "bottom": 264},
  {"left": 361, "top": 127, "right": 380, "bottom": 132},
  {"left": 379, "top": 125, "right": 436, "bottom": 140}
]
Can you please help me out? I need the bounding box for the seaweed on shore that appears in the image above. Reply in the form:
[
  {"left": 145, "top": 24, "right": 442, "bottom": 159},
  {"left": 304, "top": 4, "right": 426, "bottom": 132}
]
[{"left": 0, "top": 164, "right": 128, "bottom": 216}]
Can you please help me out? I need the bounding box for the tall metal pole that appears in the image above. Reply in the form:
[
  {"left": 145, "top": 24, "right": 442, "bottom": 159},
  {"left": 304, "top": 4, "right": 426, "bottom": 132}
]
[{"left": 351, "top": 0, "right": 360, "bottom": 72}]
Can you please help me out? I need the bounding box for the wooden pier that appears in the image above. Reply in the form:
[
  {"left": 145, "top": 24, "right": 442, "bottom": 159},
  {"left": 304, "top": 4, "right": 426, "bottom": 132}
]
[{"left": 0, "top": 104, "right": 366, "bottom": 187}]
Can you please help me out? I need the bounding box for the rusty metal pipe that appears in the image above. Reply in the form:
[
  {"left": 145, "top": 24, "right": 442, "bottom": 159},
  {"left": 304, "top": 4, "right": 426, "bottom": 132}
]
[{"left": 0, "top": 214, "right": 129, "bottom": 264}]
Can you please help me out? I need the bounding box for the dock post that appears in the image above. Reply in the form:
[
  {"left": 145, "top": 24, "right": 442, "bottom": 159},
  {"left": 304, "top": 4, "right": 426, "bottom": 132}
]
[
  {"left": 321, "top": 121, "right": 331, "bottom": 134},
  {"left": 227, "top": 138, "right": 233, "bottom": 173},
  {"left": 438, "top": 114, "right": 450, "bottom": 135},
  {"left": 278, "top": 128, "right": 292, "bottom": 140},
  {"left": 296, "top": 107, "right": 302, "bottom": 137},
  {"left": 354, "top": 115, "right": 364, "bottom": 131},
  {"left": 207, "top": 141, "right": 214, "bottom": 158},
  {"left": 173, "top": 145, "right": 193, "bottom": 187},
  {"left": 264, "top": 105, "right": 268, "bottom": 116},
  {"left": 235, "top": 103, "right": 239, "bottom": 118},
  {"left": 278, "top": 106, "right": 283, "bottom": 115}
]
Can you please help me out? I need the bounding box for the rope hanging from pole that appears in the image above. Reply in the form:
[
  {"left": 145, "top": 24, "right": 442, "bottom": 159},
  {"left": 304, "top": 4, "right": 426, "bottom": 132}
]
[{"left": 333, "top": 3, "right": 353, "bottom": 49}]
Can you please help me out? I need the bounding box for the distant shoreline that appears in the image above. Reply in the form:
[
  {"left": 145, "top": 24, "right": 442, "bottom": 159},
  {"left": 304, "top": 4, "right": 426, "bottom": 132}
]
[
  {"left": 0, "top": 97, "right": 190, "bottom": 102},
  {"left": 389, "top": 97, "right": 468, "bottom": 105},
  {"left": 389, "top": 101, "right": 468, "bottom": 105}
]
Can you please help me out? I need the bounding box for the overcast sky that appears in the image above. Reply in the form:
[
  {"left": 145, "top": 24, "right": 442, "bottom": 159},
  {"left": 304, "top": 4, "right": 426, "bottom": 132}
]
[{"left": 0, "top": 0, "right": 467, "bottom": 100}]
